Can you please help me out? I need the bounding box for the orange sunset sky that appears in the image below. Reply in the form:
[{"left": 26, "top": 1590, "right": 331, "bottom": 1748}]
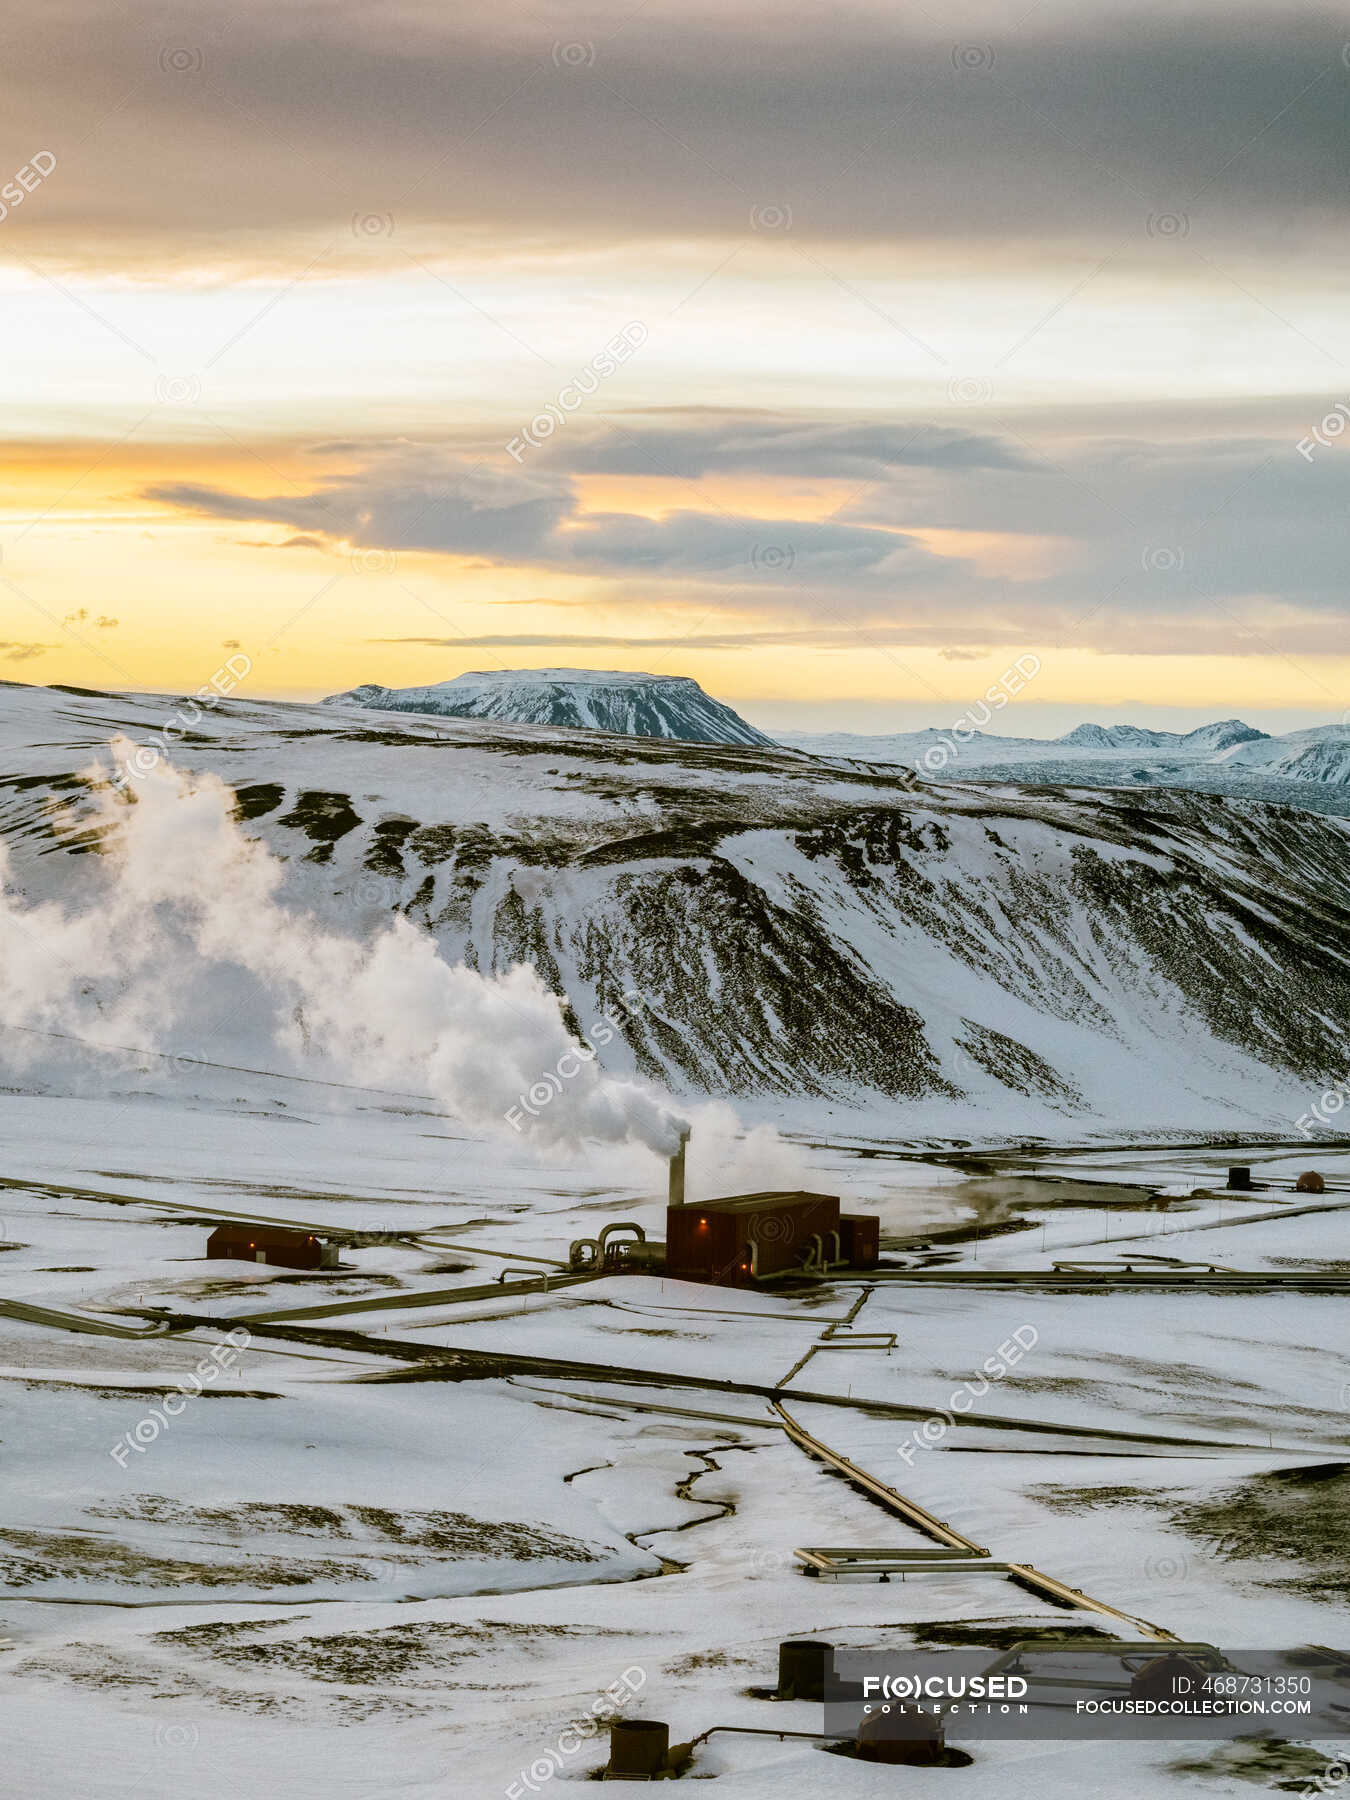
[{"left": 2, "top": 0, "right": 1347, "bottom": 735}]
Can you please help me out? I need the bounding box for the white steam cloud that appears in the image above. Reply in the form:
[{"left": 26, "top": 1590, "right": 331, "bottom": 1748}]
[{"left": 0, "top": 738, "right": 692, "bottom": 1156}]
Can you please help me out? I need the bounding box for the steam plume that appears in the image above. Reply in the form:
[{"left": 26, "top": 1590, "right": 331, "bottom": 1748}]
[{"left": 0, "top": 738, "right": 690, "bottom": 1155}]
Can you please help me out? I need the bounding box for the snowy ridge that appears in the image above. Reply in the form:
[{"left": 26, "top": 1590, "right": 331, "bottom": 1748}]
[
  {"left": 322, "top": 667, "right": 773, "bottom": 747},
  {"left": 3, "top": 680, "right": 1349, "bottom": 1137}
]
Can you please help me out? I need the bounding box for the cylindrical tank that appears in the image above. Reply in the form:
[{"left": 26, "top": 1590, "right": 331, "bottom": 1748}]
[
  {"left": 607, "top": 1718, "right": 669, "bottom": 1778},
  {"left": 776, "top": 1639, "right": 833, "bottom": 1701},
  {"left": 1226, "top": 1166, "right": 1252, "bottom": 1190}
]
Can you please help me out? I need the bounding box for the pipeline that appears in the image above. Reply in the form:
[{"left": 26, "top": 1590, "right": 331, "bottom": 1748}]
[{"left": 772, "top": 1399, "right": 1177, "bottom": 1642}]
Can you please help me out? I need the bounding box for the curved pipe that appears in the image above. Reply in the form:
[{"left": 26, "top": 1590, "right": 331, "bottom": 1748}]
[
  {"left": 497, "top": 1267, "right": 551, "bottom": 1290},
  {"left": 597, "top": 1221, "right": 645, "bottom": 1253}
]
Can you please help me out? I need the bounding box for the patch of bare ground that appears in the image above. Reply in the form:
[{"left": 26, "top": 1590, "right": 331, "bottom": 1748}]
[
  {"left": 1033, "top": 1462, "right": 1350, "bottom": 1601},
  {"left": 156, "top": 1616, "right": 631, "bottom": 1690},
  {"left": 1169, "top": 1737, "right": 1347, "bottom": 1790},
  {"left": 91, "top": 1496, "right": 602, "bottom": 1562}
]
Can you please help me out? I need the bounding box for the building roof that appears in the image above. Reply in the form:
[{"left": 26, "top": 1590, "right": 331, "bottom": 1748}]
[
  {"left": 207, "top": 1225, "right": 323, "bottom": 1242},
  {"left": 682, "top": 1191, "right": 839, "bottom": 1215}
]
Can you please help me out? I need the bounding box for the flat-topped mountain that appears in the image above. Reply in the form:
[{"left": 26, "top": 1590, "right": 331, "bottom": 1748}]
[{"left": 322, "top": 668, "right": 773, "bottom": 748}]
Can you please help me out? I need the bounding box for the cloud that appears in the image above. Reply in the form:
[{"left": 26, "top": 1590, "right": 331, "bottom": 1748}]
[
  {"left": 146, "top": 451, "right": 941, "bottom": 584},
  {"left": 145, "top": 414, "right": 1350, "bottom": 656},
  {"left": 850, "top": 432, "right": 1350, "bottom": 615},
  {"left": 376, "top": 630, "right": 985, "bottom": 651},
  {"left": 234, "top": 534, "right": 328, "bottom": 551},
  {"left": 0, "top": 642, "right": 51, "bottom": 663},
  {"left": 6, "top": 3, "right": 1349, "bottom": 265},
  {"left": 59, "top": 609, "right": 116, "bottom": 632},
  {"left": 544, "top": 417, "right": 1035, "bottom": 479}
]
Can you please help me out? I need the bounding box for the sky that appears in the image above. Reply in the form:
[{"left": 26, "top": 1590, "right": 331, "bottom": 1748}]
[{"left": 1, "top": 0, "right": 1348, "bottom": 737}]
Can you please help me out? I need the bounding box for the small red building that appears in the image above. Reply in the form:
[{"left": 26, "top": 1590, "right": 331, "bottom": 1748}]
[
  {"left": 206, "top": 1226, "right": 336, "bottom": 1270},
  {"left": 665, "top": 1191, "right": 879, "bottom": 1287}
]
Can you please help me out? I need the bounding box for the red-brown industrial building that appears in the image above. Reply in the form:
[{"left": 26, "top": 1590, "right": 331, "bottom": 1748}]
[
  {"left": 206, "top": 1225, "right": 337, "bottom": 1270},
  {"left": 665, "top": 1188, "right": 880, "bottom": 1288}
]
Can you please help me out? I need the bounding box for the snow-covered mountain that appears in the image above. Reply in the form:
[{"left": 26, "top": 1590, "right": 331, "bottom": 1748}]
[
  {"left": 1059, "top": 722, "right": 1176, "bottom": 749},
  {"left": 2, "top": 679, "right": 1348, "bottom": 1138},
  {"left": 1059, "top": 719, "right": 1267, "bottom": 752},
  {"left": 784, "top": 719, "right": 1350, "bottom": 815},
  {"left": 1178, "top": 719, "right": 1269, "bottom": 752},
  {"left": 1220, "top": 726, "right": 1350, "bottom": 783},
  {"left": 323, "top": 668, "right": 772, "bottom": 747}
]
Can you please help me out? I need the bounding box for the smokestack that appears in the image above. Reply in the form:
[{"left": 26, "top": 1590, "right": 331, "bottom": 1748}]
[{"left": 668, "top": 1128, "right": 690, "bottom": 1208}]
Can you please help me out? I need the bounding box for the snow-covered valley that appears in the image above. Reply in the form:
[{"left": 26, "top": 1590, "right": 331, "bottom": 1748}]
[{"left": 1, "top": 679, "right": 1347, "bottom": 1797}]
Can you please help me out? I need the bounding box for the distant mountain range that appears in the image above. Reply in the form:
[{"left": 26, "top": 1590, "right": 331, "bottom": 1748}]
[
  {"left": 323, "top": 668, "right": 772, "bottom": 747},
  {"left": 1058, "top": 719, "right": 1267, "bottom": 752},
  {"left": 784, "top": 718, "right": 1350, "bottom": 816}
]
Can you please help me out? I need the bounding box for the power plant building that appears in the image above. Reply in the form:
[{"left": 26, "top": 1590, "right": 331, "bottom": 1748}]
[{"left": 665, "top": 1190, "right": 879, "bottom": 1287}]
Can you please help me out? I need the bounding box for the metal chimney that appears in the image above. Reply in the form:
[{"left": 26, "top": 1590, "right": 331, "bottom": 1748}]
[{"left": 668, "top": 1129, "right": 691, "bottom": 1208}]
